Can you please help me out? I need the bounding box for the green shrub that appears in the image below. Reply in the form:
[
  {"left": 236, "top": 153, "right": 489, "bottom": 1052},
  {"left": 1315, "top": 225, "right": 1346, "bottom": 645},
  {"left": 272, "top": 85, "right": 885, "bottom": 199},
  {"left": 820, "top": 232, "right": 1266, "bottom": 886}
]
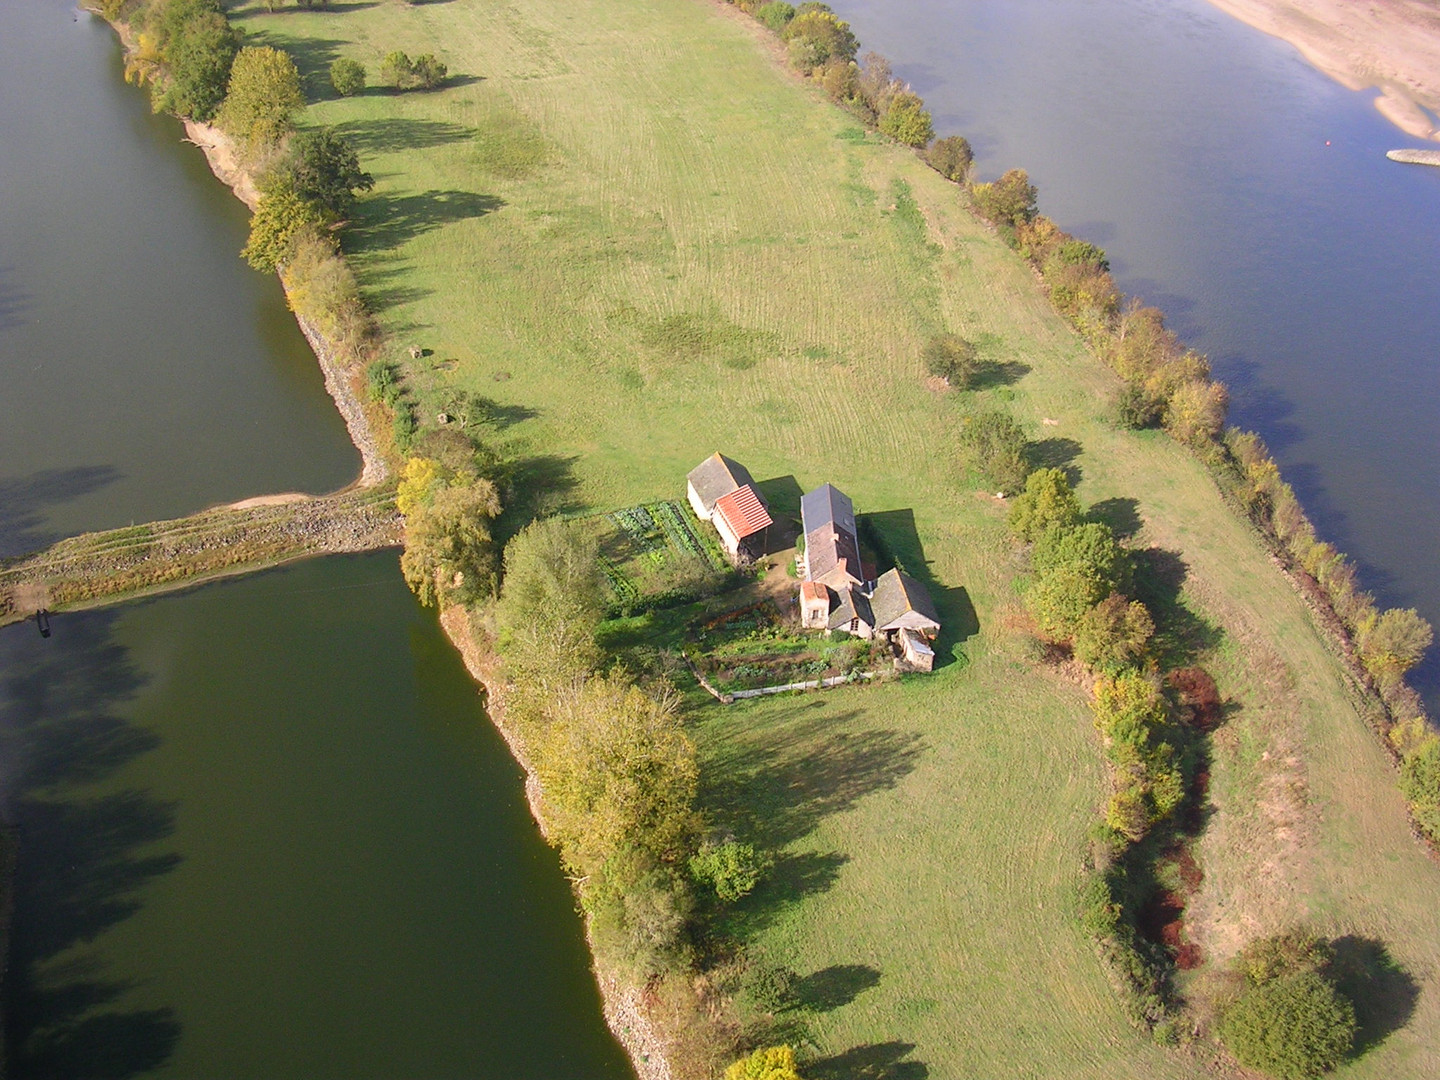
[
  {"left": 1240, "top": 929, "right": 1332, "bottom": 986},
  {"left": 724, "top": 1046, "right": 804, "bottom": 1080},
  {"left": 923, "top": 135, "right": 973, "bottom": 182},
  {"left": 878, "top": 90, "right": 934, "bottom": 147},
  {"left": 330, "top": 57, "right": 366, "bottom": 97},
  {"left": 689, "top": 841, "right": 770, "bottom": 902},
  {"left": 1219, "top": 971, "right": 1355, "bottom": 1079},
  {"left": 958, "top": 409, "right": 1030, "bottom": 494},
  {"left": 1401, "top": 736, "right": 1440, "bottom": 840},
  {"left": 971, "top": 168, "right": 1038, "bottom": 227},
  {"left": 922, "top": 332, "right": 978, "bottom": 387},
  {"left": 1008, "top": 467, "right": 1081, "bottom": 542},
  {"left": 755, "top": 1, "right": 795, "bottom": 31}
]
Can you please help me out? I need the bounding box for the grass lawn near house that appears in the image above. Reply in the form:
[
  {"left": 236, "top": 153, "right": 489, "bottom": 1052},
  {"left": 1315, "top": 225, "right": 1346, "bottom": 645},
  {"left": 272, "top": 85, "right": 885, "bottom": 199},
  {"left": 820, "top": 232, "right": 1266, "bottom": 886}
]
[{"left": 232, "top": 0, "right": 1440, "bottom": 1075}]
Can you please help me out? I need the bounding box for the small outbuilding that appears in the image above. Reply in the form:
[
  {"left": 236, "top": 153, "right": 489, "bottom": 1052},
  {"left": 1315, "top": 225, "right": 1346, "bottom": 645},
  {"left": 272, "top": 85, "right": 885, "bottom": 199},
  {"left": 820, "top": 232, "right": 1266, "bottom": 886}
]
[
  {"left": 897, "top": 628, "right": 936, "bottom": 672},
  {"left": 687, "top": 452, "right": 758, "bottom": 522},
  {"left": 713, "top": 485, "right": 773, "bottom": 561},
  {"left": 870, "top": 567, "right": 941, "bottom": 638}
]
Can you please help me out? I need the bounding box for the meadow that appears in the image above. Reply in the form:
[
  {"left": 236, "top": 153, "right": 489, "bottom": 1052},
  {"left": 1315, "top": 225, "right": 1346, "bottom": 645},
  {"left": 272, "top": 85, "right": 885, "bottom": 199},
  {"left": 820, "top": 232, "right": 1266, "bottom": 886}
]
[{"left": 232, "top": 0, "right": 1440, "bottom": 1075}]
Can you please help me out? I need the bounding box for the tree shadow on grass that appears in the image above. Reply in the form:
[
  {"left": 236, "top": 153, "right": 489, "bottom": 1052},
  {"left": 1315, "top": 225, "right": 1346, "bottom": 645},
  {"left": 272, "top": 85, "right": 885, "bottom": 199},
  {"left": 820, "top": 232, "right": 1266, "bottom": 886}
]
[
  {"left": 348, "top": 262, "right": 434, "bottom": 314},
  {"left": 793, "top": 964, "right": 881, "bottom": 1012},
  {"left": 0, "top": 612, "right": 183, "bottom": 1079},
  {"left": 1131, "top": 547, "right": 1223, "bottom": 668},
  {"left": 347, "top": 190, "right": 504, "bottom": 254},
  {"left": 1025, "top": 437, "right": 1082, "bottom": 485},
  {"left": 1088, "top": 496, "right": 1143, "bottom": 540},
  {"left": 970, "top": 359, "right": 1030, "bottom": 390},
  {"left": 1327, "top": 937, "right": 1420, "bottom": 1058},
  {"left": 494, "top": 453, "right": 581, "bottom": 543},
  {"left": 809, "top": 1041, "right": 929, "bottom": 1080},
  {"left": 702, "top": 710, "right": 926, "bottom": 851},
  {"left": 332, "top": 118, "right": 477, "bottom": 155},
  {"left": 0, "top": 466, "right": 122, "bottom": 558}
]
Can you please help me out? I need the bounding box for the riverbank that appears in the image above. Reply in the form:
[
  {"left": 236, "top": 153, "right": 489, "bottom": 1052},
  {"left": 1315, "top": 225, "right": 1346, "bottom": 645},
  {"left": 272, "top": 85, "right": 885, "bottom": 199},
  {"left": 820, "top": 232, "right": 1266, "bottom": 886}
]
[{"left": 1204, "top": 0, "right": 1440, "bottom": 140}]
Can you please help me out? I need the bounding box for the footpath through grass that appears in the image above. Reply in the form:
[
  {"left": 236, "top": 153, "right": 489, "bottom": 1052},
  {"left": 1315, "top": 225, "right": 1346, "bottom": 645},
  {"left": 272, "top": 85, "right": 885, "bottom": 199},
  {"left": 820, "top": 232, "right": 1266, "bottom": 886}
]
[{"left": 235, "top": 0, "right": 1440, "bottom": 1075}]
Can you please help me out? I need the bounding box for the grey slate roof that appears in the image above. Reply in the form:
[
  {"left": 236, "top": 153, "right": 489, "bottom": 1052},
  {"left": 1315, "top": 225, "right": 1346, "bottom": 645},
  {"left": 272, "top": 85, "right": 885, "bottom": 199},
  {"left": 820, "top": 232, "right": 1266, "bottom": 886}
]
[
  {"left": 870, "top": 568, "right": 940, "bottom": 631},
  {"left": 802, "top": 483, "right": 862, "bottom": 584},
  {"left": 828, "top": 585, "right": 874, "bottom": 633},
  {"left": 687, "top": 453, "right": 756, "bottom": 513}
]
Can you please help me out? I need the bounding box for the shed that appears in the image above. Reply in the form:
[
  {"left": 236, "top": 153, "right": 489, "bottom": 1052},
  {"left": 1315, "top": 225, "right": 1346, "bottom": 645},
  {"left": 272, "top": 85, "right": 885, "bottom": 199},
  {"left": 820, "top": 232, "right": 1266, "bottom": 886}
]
[
  {"left": 870, "top": 568, "right": 940, "bottom": 637},
  {"left": 713, "top": 485, "right": 773, "bottom": 560},
  {"left": 687, "top": 452, "right": 758, "bottom": 521},
  {"left": 898, "top": 628, "right": 936, "bottom": 672}
]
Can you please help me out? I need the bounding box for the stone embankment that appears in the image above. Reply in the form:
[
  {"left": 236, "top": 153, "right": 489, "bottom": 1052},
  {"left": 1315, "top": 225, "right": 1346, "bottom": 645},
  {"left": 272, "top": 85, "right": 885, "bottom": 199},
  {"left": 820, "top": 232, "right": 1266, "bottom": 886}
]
[{"left": 0, "top": 485, "right": 400, "bottom": 626}]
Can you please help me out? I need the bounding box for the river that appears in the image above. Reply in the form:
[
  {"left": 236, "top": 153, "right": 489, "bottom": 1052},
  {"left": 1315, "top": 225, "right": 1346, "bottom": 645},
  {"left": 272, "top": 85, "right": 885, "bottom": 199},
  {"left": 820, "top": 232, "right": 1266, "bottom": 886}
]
[
  {"left": 0, "top": 5, "right": 632, "bottom": 1077},
  {"left": 830, "top": 0, "right": 1440, "bottom": 699}
]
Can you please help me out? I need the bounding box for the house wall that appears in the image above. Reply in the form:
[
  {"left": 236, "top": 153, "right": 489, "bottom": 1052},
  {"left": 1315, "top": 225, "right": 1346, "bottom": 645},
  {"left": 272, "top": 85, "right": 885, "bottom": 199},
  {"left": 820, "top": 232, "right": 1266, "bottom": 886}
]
[
  {"left": 714, "top": 513, "right": 742, "bottom": 556},
  {"left": 686, "top": 481, "right": 711, "bottom": 522}
]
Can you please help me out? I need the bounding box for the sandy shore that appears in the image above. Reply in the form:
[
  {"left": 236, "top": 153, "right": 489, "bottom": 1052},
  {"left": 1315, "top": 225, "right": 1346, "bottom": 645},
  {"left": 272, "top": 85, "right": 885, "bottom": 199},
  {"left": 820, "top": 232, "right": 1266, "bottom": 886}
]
[{"left": 1205, "top": 0, "right": 1440, "bottom": 140}]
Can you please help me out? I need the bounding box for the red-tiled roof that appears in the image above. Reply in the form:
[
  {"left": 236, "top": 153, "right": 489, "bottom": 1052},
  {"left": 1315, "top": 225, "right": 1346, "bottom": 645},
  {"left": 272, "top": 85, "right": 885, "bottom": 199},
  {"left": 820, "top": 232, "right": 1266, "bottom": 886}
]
[
  {"left": 714, "top": 485, "right": 773, "bottom": 539},
  {"left": 800, "top": 581, "right": 829, "bottom": 602}
]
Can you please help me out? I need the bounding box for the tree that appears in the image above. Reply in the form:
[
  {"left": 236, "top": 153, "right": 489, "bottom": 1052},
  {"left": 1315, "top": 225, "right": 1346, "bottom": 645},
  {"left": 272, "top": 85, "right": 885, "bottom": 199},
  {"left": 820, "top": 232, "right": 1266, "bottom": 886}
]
[
  {"left": 1008, "top": 467, "right": 1081, "bottom": 542},
  {"left": 1358, "top": 607, "right": 1433, "bottom": 686},
  {"left": 1025, "top": 563, "right": 1106, "bottom": 641},
  {"left": 330, "top": 57, "right": 366, "bottom": 97},
  {"left": 1033, "top": 521, "right": 1130, "bottom": 596},
  {"left": 755, "top": 2, "right": 796, "bottom": 32},
  {"left": 412, "top": 53, "right": 449, "bottom": 89},
  {"left": 399, "top": 479, "right": 503, "bottom": 607},
  {"left": 724, "top": 1046, "right": 805, "bottom": 1080},
  {"left": 380, "top": 51, "right": 414, "bottom": 89},
  {"left": 150, "top": 0, "right": 239, "bottom": 122},
  {"left": 218, "top": 46, "right": 306, "bottom": 149},
  {"left": 281, "top": 128, "right": 374, "bottom": 221},
  {"left": 1073, "top": 593, "right": 1155, "bottom": 673},
  {"left": 242, "top": 176, "right": 323, "bottom": 272},
  {"left": 924, "top": 135, "right": 973, "bottom": 182},
  {"left": 971, "top": 168, "right": 1038, "bottom": 228},
  {"left": 781, "top": 10, "right": 858, "bottom": 67},
  {"left": 922, "top": 333, "right": 978, "bottom": 387},
  {"left": 879, "top": 91, "right": 934, "bottom": 147},
  {"left": 496, "top": 519, "right": 606, "bottom": 699},
  {"left": 958, "top": 409, "right": 1030, "bottom": 493},
  {"left": 1163, "top": 377, "right": 1228, "bottom": 446},
  {"left": 535, "top": 672, "right": 700, "bottom": 870},
  {"left": 1219, "top": 971, "right": 1356, "bottom": 1079}
]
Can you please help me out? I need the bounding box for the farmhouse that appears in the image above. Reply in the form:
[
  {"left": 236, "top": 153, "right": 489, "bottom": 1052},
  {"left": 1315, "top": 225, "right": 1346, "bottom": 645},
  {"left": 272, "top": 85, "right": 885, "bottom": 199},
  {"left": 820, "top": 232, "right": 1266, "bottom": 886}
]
[
  {"left": 797, "top": 481, "right": 942, "bottom": 670},
  {"left": 800, "top": 482, "right": 865, "bottom": 591},
  {"left": 686, "top": 452, "right": 772, "bottom": 561}
]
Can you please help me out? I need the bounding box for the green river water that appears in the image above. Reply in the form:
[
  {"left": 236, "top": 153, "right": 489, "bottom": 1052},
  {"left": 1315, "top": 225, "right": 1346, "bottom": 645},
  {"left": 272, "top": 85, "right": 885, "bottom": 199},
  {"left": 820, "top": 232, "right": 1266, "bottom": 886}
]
[{"left": 0, "top": 6, "right": 633, "bottom": 1078}]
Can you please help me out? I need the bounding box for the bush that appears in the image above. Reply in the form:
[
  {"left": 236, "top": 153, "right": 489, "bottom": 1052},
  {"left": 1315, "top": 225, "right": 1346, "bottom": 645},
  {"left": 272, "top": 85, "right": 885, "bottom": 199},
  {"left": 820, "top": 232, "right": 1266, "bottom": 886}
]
[
  {"left": 878, "top": 91, "right": 934, "bottom": 147},
  {"left": 922, "top": 332, "right": 978, "bottom": 387},
  {"left": 1400, "top": 736, "right": 1440, "bottom": 840},
  {"left": 1219, "top": 971, "right": 1355, "bottom": 1078},
  {"left": 1240, "top": 929, "right": 1332, "bottom": 986},
  {"left": 755, "top": 1, "right": 795, "bottom": 30},
  {"left": 330, "top": 57, "right": 366, "bottom": 97},
  {"left": 218, "top": 46, "right": 306, "bottom": 151},
  {"left": 971, "top": 168, "right": 1037, "bottom": 227},
  {"left": 781, "top": 9, "right": 858, "bottom": 66},
  {"left": 1073, "top": 593, "right": 1155, "bottom": 674},
  {"left": 242, "top": 176, "right": 323, "bottom": 272},
  {"left": 958, "top": 409, "right": 1030, "bottom": 494},
  {"left": 689, "top": 841, "right": 770, "bottom": 902},
  {"left": 924, "top": 135, "right": 973, "bottom": 182},
  {"left": 1358, "top": 608, "right": 1433, "bottom": 687},
  {"left": 1008, "top": 467, "right": 1081, "bottom": 542},
  {"left": 1033, "top": 521, "right": 1130, "bottom": 596},
  {"left": 412, "top": 53, "right": 448, "bottom": 89},
  {"left": 724, "top": 1046, "right": 804, "bottom": 1080}
]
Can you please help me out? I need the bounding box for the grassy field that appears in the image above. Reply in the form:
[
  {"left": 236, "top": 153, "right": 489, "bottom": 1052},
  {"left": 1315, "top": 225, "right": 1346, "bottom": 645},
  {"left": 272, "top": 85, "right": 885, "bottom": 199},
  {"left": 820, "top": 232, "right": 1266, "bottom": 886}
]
[{"left": 232, "top": 0, "right": 1440, "bottom": 1075}]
